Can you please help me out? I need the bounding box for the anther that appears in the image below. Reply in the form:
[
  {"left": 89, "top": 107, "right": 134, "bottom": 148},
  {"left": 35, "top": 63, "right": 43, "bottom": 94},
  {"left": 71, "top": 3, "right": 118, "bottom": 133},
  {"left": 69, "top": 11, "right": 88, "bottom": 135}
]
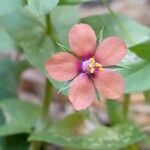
[
  {"left": 89, "top": 64, "right": 94, "bottom": 68},
  {"left": 99, "top": 68, "right": 104, "bottom": 71},
  {"left": 90, "top": 68, "right": 95, "bottom": 73},
  {"left": 90, "top": 58, "right": 95, "bottom": 64},
  {"left": 95, "top": 62, "right": 102, "bottom": 68}
]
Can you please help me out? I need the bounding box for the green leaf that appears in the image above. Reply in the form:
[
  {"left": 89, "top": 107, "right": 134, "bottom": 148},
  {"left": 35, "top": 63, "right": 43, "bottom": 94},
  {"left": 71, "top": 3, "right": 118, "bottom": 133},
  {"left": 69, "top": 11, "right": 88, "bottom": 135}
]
[
  {"left": 0, "top": 0, "right": 25, "bottom": 16},
  {"left": 97, "top": 26, "right": 104, "bottom": 43},
  {"left": 59, "top": 0, "right": 92, "bottom": 5},
  {"left": 27, "top": 0, "right": 59, "bottom": 16},
  {"left": 0, "top": 28, "right": 15, "bottom": 52},
  {"left": 81, "top": 13, "right": 150, "bottom": 47},
  {"left": 49, "top": 112, "right": 85, "bottom": 135},
  {"left": 1, "top": 7, "right": 79, "bottom": 93},
  {"left": 0, "top": 99, "right": 40, "bottom": 136},
  {"left": 51, "top": 6, "right": 80, "bottom": 45},
  {"left": 120, "top": 55, "right": 150, "bottom": 93},
  {"left": 1, "top": 9, "right": 44, "bottom": 43},
  {"left": 130, "top": 41, "right": 150, "bottom": 59},
  {"left": 0, "top": 59, "right": 29, "bottom": 100},
  {"left": 29, "top": 123, "right": 145, "bottom": 150}
]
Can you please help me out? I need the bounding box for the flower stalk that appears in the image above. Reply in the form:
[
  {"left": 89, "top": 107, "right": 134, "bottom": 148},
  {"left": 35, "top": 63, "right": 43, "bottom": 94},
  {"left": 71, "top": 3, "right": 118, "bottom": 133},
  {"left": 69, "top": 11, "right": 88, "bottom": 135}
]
[
  {"left": 29, "top": 79, "right": 52, "bottom": 150},
  {"left": 45, "top": 13, "right": 59, "bottom": 45},
  {"left": 41, "top": 79, "right": 52, "bottom": 126},
  {"left": 122, "top": 94, "right": 130, "bottom": 120},
  {"left": 29, "top": 14, "right": 54, "bottom": 150}
]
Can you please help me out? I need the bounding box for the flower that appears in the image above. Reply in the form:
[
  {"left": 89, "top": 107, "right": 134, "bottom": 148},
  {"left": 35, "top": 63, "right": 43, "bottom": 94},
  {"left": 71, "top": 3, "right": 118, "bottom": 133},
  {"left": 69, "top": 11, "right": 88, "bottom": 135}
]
[{"left": 45, "top": 24, "right": 127, "bottom": 110}]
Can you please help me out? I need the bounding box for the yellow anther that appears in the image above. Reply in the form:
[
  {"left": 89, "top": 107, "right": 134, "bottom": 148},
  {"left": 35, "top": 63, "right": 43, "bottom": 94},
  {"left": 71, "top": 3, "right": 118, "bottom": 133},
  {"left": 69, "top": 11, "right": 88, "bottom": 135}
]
[
  {"left": 95, "top": 62, "right": 102, "bottom": 68},
  {"left": 99, "top": 68, "right": 104, "bottom": 71},
  {"left": 90, "top": 58, "right": 95, "bottom": 64},
  {"left": 90, "top": 68, "right": 95, "bottom": 73},
  {"left": 89, "top": 64, "right": 94, "bottom": 68}
]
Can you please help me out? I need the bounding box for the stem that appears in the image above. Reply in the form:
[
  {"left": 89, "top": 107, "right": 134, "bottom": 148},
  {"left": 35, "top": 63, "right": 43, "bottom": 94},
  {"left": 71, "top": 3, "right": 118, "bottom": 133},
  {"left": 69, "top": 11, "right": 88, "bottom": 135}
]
[
  {"left": 41, "top": 79, "right": 52, "bottom": 125},
  {"left": 122, "top": 94, "right": 130, "bottom": 120},
  {"left": 144, "top": 90, "right": 150, "bottom": 102},
  {"left": 29, "top": 79, "right": 52, "bottom": 150},
  {"left": 106, "top": 100, "right": 123, "bottom": 125},
  {"left": 46, "top": 14, "right": 51, "bottom": 36},
  {"left": 122, "top": 95, "right": 139, "bottom": 150},
  {"left": 101, "top": 0, "right": 135, "bottom": 44},
  {"left": 29, "top": 142, "right": 42, "bottom": 150},
  {"left": 23, "top": 0, "right": 28, "bottom": 5},
  {"left": 124, "top": 145, "right": 139, "bottom": 150},
  {"left": 45, "top": 14, "right": 59, "bottom": 47}
]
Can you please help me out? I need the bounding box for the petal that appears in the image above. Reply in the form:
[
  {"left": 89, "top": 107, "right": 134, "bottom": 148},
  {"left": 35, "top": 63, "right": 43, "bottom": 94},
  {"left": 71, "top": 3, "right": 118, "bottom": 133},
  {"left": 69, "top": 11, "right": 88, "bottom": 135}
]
[
  {"left": 93, "top": 70, "right": 124, "bottom": 99},
  {"left": 45, "top": 52, "right": 79, "bottom": 81},
  {"left": 69, "top": 24, "right": 97, "bottom": 59},
  {"left": 95, "top": 37, "right": 127, "bottom": 66},
  {"left": 69, "top": 74, "right": 95, "bottom": 110}
]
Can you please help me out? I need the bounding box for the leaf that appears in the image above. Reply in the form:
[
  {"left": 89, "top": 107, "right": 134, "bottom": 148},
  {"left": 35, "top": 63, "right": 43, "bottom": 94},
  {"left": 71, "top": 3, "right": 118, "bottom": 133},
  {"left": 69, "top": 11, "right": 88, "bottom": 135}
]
[
  {"left": 1, "top": 7, "right": 80, "bottom": 93},
  {"left": 130, "top": 41, "right": 150, "bottom": 59},
  {"left": 0, "top": 59, "right": 29, "bottom": 100},
  {"left": 1, "top": 9, "right": 44, "bottom": 43},
  {"left": 49, "top": 112, "right": 85, "bottom": 135},
  {"left": 0, "top": 28, "right": 15, "bottom": 52},
  {"left": 59, "top": 0, "right": 92, "bottom": 5},
  {"left": 29, "top": 123, "right": 145, "bottom": 150},
  {"left": 81, "top": 13, "right": 150, "bottom": 47},
  {"left": 51, "top": 6, "right": 80, "bottom": 45},
  {"left": 27, "top": 0, "right": 59, "bottom": 16},
  {"left": 0, "top": 99, "right": 40, "bottom": 136},
  {"left": 97, "top": 26, "right": 104, "bottom": 43},
  {"left": 120, "top": 54, "right": 150, "bottom": 93},
  {"left": 0, "top": 0, "right": 25, "bottom": 16}
]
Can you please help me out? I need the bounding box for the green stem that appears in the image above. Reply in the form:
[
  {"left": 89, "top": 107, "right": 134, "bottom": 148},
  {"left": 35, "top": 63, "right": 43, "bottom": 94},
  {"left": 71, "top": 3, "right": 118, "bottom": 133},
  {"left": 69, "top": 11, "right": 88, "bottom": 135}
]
[
  {"left": 30, "top": 79, "right": 52, "bottom": 150},
  {"left": 122, "top": 94, "right": 130, "bottom": 120},
  {"left": 122, "top": 95, "right": 139, "bottom": 150},
  {"left": 144, "top": 90, "right": 150, "bottom": 102},
  {"left": 41, "top": 79, "right": 52, "bottom": 126},
  {"left": 106, "top": 100, "right": 123, "bottom": 125},
  {"left": 29, "top": 142, "right": 42, "bottom": 150},
  {"left": 46, "top": 14, "right": 51, "bottom": 36},
  {"left": 101, "top": 0, "right": 135, "bottom": 44},
  {"left": 23, "top": 0, "right": 28, "bottom": 5},
  {"left": 45, "top": 14, "right": 59, "bottom": 47},
  {"left": 124, "top": 145, "right": 139, "bottom": 150}
]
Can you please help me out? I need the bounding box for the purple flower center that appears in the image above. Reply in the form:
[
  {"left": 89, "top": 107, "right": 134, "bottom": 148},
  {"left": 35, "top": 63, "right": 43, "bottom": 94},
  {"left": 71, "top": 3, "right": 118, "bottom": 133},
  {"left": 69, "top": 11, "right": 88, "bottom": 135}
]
[
  {"left": 82, "top": 59, "right": 91, "bottom": 72},
  {"left": 82, "top": 58, "right": 104, "bottom": 74}
]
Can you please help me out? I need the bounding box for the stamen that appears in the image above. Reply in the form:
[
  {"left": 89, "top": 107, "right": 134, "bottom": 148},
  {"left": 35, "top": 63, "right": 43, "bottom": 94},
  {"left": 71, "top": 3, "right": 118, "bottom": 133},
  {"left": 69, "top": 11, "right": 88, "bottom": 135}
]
[
  {"left": 90, "top": 68, "right": 95, "bottom": 73},
  {"left": 90, "top": 58, "right": 95, "bottom": 64},
  {"left": 82, "top": 57, "right": 104, "bottom": 74},
  {"left": 99, "top": 68, "right": 104, "bottom": 71},
  {"left": 95, "top": 62, "right": 102, "bottom": 68},
  {"left": 89, "top": 64, "right": 94, "bottom": 68}
]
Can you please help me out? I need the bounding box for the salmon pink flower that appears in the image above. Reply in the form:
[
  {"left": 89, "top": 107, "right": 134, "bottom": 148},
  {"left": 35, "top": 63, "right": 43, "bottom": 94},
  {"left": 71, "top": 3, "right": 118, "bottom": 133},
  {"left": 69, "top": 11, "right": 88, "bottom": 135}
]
[{"left": 45, "top": 24, "right": 127, "bottom": 110}]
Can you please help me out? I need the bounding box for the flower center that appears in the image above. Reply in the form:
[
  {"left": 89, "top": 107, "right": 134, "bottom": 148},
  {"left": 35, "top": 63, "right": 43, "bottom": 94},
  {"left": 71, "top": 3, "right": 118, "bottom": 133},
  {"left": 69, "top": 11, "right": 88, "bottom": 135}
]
[{"left": 82, "top": 58, "right": 104, "bottom": 74}]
